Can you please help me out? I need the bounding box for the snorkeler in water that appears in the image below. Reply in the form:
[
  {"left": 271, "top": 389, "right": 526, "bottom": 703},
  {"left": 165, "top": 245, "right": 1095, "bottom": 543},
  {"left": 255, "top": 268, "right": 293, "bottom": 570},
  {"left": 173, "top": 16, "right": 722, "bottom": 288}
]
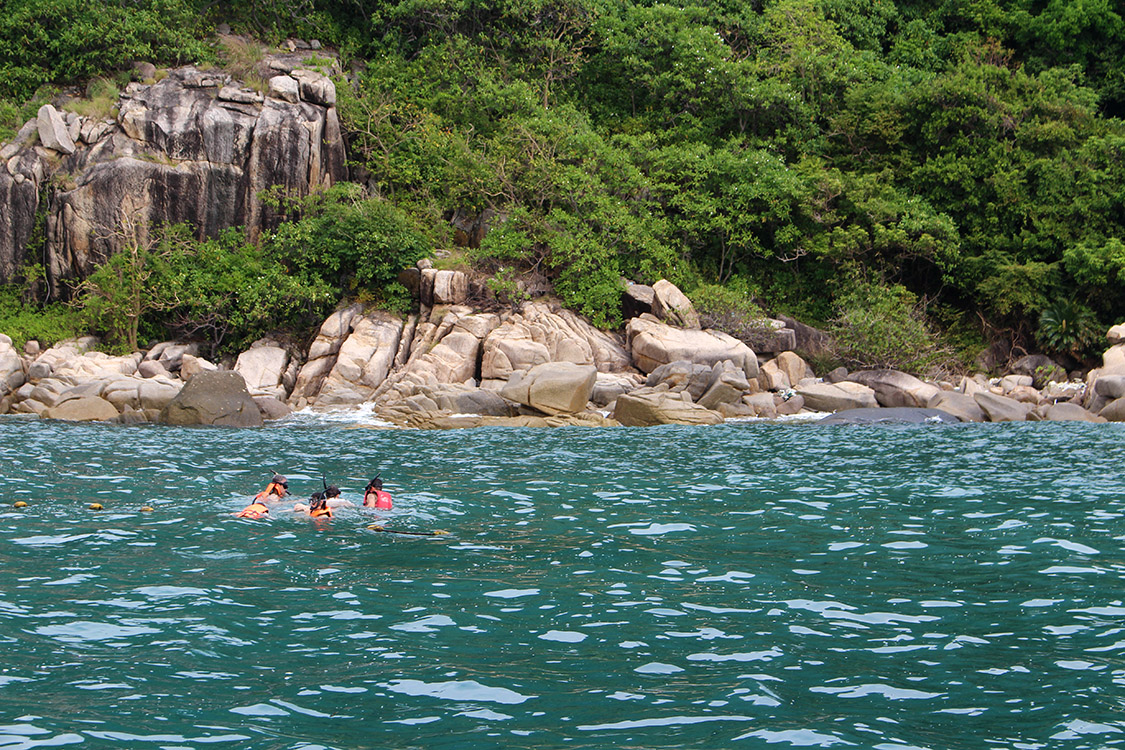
[
  {"left": 363, "top": 475, "right": 393, "bottom": 510},
  {"left": 293, "top": 490, "right": 333, "bottom": 518},
  {"left": 254, "top": 474, "right": 289, "bottom": 502}
]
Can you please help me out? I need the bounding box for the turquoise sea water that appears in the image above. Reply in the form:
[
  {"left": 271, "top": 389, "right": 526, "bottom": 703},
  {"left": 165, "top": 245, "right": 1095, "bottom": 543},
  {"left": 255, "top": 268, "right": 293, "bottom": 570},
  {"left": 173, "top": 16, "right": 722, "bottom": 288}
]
[{"left": 0, "top": 416, "right": 1123, "bottom": 749}]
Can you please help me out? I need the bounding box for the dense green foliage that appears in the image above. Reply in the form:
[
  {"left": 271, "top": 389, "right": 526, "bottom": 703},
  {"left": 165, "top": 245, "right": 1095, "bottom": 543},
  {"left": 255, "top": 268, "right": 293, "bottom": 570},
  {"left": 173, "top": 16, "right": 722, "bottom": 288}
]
[
  {"left": 7, "top": 0, "right": 1125, "bottom": 373},
  {"left": 263, "top": 183, "right": 428, "bottom": 314},
  {"left": 78, "top": 225, "right": 335, "bottom": 356},
  {"left": 0, "top": 285, "right": 82, "bottom": 352},
  {"left": 828, "top": 276, "right": 947, "bottom": 374},
  {"left": 0, "top": 0, "right": 212, "bottom": 138}
]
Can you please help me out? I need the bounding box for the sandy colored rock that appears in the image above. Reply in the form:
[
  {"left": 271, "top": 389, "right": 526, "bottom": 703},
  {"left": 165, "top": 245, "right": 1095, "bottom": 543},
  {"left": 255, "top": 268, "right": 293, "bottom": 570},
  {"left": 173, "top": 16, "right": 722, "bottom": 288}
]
[
  {"left": 481, "top": 301, "right": 630, "bottom": 380},
  {"left": 43, "top": 396, "right": 118, "bottom": 422},
  {"left": 627, "top": 314, "right": 758, "bottom": 380},
  {"left": 974, "top": 391, "right": 1031, "bottom": 422},
  {"left": 1039, "top": 402, "right": 1105, "bottom": 423},
  {"left": 927, "top": 391, "right": 985, "bottom": 423},
  {"left": 613, "top": 387, "right": 724, "bottom": 426},
  {"left": 651, "top": 279, "right": 700, "bottom": 329},
  {"left": 796, "top": 381, "right": 878, "bottom": 413},
  {"left": 235, "top": 344, "right": 289, "bottom": 395},
  {"left": 846, "top": 369, "right": 940, "bottom": 408},
  {"left": 500, "top": 362, "right": 597, "bottom": 415}
]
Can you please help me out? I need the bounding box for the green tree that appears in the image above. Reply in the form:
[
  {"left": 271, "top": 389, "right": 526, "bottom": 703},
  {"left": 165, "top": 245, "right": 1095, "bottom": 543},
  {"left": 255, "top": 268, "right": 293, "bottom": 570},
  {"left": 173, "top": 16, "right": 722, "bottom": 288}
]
[
  {"left": 77, "top": 217, "right": 180, "bottom": 353},
  {"left": 264, "top": 184, "right": 431, "bottom": 303},
  {"left": 158, "top": 227, "right": 335, "bottom": 356}
]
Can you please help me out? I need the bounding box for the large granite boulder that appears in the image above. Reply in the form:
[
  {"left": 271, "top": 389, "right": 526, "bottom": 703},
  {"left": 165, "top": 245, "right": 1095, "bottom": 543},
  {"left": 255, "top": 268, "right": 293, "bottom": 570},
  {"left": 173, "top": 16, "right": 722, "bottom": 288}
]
[
  {"left": 314, "top": 311, "right": 405, "bottom": 406},
  {"left": 99, "top": 376, "right": 182, "bottom": 412},
  {"left": 622, "top": 283, "right": 655, "bottom": 319},
  {"left": 42, "top": 395, "right": 119, "bottom": 422},
  {"left": 481, "top": 301, "right": 631, "bottom": 381},
  {"left": 651, "top": 279, "right": 700, "bottom": 329},
  {"left": 234, "top": 343, "right": 290, "bottom": 397},
  {"left": 796, "top": 381, "right": 878, "bottom": 413},
  {"left": 253, "top": 395, "right": 293, "bottom": 420},
  {"left": 846, "top": 369, "right": 940, "bottom": 408},
  {"left": 289, "top": 304, "right": 363, "bottom": 408},
  {"left": 927, "top": 391, "right": 986, "bottom": 423},
  {"left": 373, "top": 308, "right": 501, "bottom": 404},
  {"left": 0, "top": 334, "right": 26, "bottom": 404},
  {"left": 500, "top": 362, "right": 598, "bottom": 415},
  {"left": 37, "top": 105, "right": 76, "bottom": 155},
  {"left": 614, "top": 387, "right": 725, "bottom": 426},
  {"left": 1, "top": 52, "right": 347, "bottom": 289},
  {"left": 645, "top": 360, "right": 715, "bottom": 400},
  {"left": 590, "top": 372, "right": 645, "bottom": 407},
  {"left": 1084, "top": 374, "right": 1125, "bottom": 413},
  {"left": 974, "top": 391, "right": 1031, "bottom": 422},
  {"left": 627, "top": 314, "right": 759, "bottom": 380},
  {"left": 777, "top": 315, "right": 832, "bottom": 357},
  {"left": 1009, "top": 354, "right": 1067, "bottom": 389},
  {"left": 33, "top": 339, "right": 140, "bottom": 381},
  {"left": 697, "top": 361, "right": 755, "bottom": 409},
  {"left": 160, "top": 370, "right": 263, "bottom": 427},
  {"left": 180, "top": 353, "right": 218, "bottom": 381},
  {"left": 758, "top": 358, "right": 791, "bottom": 391},
  {"left": 1098, "top": 397, "right": 1125, "bottom": 422},
  {"left": 420, "top": 269, "right": 470, "bottom": 306},
  {"left": 144, "top": 341, "right": 200, "bottom": 373},
  {"left": 743, "top": 392, "right": 779, "bottom": 418},
  {"left": 421, "top": 384, "right": 517, "bottom": 416},
  {"left": 775, "top": 351, "right": 814, "bottom": 387},
  {"left": 1036, "top": 402, "right": 1105, "bottom": 423}
]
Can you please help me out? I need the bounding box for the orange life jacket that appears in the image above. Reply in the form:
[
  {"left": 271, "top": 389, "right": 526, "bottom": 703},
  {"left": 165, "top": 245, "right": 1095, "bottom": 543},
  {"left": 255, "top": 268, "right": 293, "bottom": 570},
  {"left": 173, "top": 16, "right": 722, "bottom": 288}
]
[
  {"left": 237, "top": 502, "right": 269, "bottom": 519},
  {"left": 310, "top": 506, "right": 333, "bottom": 518},
  {"left": 254, "top": 482, "right": 286, "bottom": 501}
]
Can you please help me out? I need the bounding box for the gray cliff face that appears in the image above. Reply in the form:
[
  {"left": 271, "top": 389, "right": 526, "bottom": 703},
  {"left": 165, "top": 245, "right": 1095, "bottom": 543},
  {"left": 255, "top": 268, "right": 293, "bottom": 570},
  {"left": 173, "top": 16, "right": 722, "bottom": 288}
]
[{"left": 0, "top": 57, "right": 347, "bottom": 292}]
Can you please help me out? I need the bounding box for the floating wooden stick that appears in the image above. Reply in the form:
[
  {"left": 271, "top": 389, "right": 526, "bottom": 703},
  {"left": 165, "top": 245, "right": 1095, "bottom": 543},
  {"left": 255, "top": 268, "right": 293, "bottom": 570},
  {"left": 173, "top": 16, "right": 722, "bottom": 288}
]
[{"left": 367, "top": 525, "right": 448, "bottom": 537}]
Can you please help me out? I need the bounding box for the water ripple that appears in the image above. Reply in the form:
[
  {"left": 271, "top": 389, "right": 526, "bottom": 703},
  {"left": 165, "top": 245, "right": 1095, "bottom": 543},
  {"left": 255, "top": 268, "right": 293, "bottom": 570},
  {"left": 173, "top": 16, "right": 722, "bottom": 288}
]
[{"left": 1, "top": 419, "right": 1124, "bottom": 748}]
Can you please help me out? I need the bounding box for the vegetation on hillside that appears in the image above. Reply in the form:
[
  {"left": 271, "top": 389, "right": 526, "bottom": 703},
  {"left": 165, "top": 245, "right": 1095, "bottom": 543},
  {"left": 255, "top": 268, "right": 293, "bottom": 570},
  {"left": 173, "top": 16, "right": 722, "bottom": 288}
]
[{"left": 4, "top": 0, "right": 1125, "bottom": 375}]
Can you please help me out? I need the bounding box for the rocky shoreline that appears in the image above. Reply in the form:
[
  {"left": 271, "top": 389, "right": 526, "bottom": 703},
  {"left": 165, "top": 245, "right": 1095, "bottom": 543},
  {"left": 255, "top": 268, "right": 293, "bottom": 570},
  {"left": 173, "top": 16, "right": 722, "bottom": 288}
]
[{"left": 2, "top": 277, "right": 1123, "bottom": 428}]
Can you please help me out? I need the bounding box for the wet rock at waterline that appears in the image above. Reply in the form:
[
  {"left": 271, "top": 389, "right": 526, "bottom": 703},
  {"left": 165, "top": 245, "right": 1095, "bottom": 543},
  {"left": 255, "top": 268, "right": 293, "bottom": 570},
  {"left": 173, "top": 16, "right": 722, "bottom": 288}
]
[{"left": 160, "top": 370, "right": 262, "bottom": 427}]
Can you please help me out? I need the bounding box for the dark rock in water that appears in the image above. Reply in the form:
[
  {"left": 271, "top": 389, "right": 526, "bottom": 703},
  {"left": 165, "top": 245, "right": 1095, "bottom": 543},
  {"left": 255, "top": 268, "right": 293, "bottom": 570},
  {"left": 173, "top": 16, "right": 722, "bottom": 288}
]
[
  {"left": 160, "top": 370, "right": 262, "bottom": 427},
  {"left": 816, "top": 407, "right": 961, "bottom": 425}
]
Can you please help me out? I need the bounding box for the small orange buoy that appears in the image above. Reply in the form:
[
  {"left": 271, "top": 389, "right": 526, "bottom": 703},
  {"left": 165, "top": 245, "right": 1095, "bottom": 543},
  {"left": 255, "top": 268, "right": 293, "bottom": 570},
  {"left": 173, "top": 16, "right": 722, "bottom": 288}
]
[
  {"left": 140, "top": 506, "right": 154, "bottom": 512},
  {"left": 13, "top": 501, "right": 27, "bottom": 509},
  {"left": 89, "top": 503, "right": 103, "bottom": 511}
]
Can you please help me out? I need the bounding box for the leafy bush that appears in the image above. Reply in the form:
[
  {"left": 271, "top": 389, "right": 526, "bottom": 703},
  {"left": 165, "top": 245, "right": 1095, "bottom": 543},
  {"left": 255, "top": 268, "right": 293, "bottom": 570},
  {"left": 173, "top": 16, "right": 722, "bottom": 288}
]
[
  {"left": 157, "top": 227, "right": 336, "bottom": 357},
  {"left": 77, "top": 223, "right": 177, "bottom": 353},
  {"left": 0, "top": 0, "right": 212, "bottom": 102},
  {"left": 828, "top": 277, "right": 946, "bottom": 375},
  {"left": 1037, "top": 299, "right": 1100, "bottom": 361},
  {"left": 0, "top": 285, "right": 82, "bottom": 351},
  {"left": 690, "top": 282, "right": 777, "bottom": 349},
  {"left": 264, "top": 184, "right": 430, "bottom": 306}
]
